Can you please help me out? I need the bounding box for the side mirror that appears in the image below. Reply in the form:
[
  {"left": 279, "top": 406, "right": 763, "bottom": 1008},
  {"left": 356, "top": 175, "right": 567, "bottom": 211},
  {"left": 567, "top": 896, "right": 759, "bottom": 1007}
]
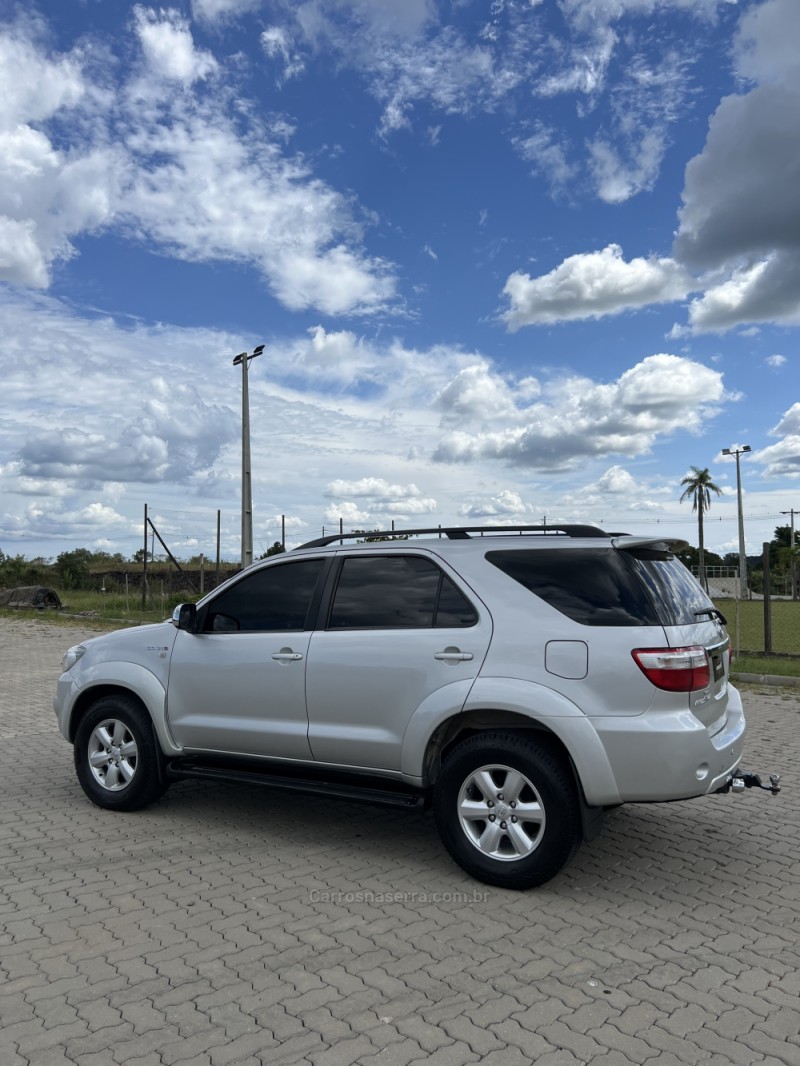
[{"left": 172, "top": 603, "right": 197, "bottom": 632}]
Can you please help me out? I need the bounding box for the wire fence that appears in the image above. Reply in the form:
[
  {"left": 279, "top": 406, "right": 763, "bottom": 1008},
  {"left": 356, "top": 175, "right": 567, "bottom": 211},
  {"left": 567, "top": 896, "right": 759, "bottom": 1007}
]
[{"left": 713, "top": 595, "right": 800, "bottom": 658}]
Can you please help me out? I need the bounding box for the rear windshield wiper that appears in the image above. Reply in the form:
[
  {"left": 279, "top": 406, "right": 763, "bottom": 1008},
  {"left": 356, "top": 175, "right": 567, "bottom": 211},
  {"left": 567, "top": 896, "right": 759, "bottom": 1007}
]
[{"left": 695, "top": 607, "right": 728, "bottom": 626}]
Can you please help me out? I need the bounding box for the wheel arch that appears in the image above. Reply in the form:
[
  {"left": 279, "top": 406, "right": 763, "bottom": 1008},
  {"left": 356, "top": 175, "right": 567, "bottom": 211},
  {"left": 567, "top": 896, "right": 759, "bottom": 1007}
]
[
  {"left": 423, "top": 710, "right": 572, "bottom": 787},
  {"left": 67, "top": 684, "right": 147, "bottom": 741},
  {"left": 422, "top": 708, "right": 616, "bottom": 842},
  {"left": 65, "top": 666, "right": 180, "bottom": 758}
]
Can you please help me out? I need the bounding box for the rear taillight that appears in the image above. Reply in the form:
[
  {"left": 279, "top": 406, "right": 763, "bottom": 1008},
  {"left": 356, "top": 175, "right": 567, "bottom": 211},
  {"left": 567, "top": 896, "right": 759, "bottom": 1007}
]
[{"left": 631, "top": 646, "right": 710, "bottom": 692}]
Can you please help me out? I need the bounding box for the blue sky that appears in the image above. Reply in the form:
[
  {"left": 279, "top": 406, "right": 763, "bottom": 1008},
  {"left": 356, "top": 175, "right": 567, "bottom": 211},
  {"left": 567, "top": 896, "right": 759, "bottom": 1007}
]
[{"left": 1, "top": 0, "right": 798, "bottom": 562}]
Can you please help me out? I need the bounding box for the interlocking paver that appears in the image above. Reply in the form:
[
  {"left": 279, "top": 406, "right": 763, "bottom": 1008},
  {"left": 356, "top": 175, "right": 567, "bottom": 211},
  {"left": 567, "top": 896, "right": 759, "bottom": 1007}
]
[{"left": 1, "top": 620, "right": 798, "bottom": 1066}]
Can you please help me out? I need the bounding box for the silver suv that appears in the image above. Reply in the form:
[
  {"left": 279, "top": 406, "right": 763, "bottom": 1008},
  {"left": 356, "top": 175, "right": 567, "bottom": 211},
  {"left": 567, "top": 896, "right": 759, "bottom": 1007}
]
[{"left": 54, "top": 524, "right": 772, "bottom": 889}]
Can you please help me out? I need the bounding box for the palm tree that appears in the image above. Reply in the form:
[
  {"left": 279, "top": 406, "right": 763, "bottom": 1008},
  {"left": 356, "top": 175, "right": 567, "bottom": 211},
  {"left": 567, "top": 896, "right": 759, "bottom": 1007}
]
[{"left": 680, "top": 466, "right": 722, "bottom": 589}]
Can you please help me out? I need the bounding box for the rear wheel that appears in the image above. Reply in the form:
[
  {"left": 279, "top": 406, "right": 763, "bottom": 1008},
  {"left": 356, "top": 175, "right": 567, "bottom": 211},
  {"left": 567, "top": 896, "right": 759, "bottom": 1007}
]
[
  {"left": 74, "top": 695, "right": 168, "bottom": 811},
  {"left": 433, "top": 732, "right": 581, "bottom": 889}
]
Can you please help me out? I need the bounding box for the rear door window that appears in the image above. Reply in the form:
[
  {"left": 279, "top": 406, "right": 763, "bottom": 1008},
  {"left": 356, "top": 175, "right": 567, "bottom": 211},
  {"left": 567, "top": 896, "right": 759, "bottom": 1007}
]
[{"left": 328, "top": 555, "right": 477, "bottom": 629}]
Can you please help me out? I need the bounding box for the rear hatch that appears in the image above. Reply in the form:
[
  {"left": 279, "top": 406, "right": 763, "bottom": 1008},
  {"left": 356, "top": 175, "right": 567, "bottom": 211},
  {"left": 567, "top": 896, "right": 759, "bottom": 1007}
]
[{"left": 616, "top": 539, "right": 731, "bottom": 730}]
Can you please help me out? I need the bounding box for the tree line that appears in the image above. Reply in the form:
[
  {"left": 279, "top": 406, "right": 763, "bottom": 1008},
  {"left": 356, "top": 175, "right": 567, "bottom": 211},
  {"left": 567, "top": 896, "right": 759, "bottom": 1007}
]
[
  {"left": 0, "top": 543, "right": 286, "bottom": 592},
  {"left": 1, "top": 524, "right": 797, "bottom": 596}
]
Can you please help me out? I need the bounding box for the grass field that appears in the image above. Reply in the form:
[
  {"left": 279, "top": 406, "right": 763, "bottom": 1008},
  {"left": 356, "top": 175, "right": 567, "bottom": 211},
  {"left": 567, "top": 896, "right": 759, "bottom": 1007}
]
[{"left": 0, "top": 588, "right": 180, "bottom": 630}]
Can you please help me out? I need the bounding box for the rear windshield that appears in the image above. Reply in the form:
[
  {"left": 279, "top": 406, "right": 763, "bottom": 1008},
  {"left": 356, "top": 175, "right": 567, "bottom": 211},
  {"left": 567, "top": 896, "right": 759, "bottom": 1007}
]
[{"left": 486, "top": 547, "right": 714, "bottom": 627}]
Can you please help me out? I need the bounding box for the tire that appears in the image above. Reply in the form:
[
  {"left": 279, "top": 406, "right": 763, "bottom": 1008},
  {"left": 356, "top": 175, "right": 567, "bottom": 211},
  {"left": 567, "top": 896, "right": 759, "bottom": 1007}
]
[
  {"left": 433, "top": 731, "right": 581, "bottom": 890},
  {"left": 74, "top": 695, "right": 169, "bottom": 812}
]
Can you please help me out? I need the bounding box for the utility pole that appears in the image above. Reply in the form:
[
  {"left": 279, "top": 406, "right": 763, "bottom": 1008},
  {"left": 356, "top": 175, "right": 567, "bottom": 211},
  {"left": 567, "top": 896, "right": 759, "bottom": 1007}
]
[
  {"left": 781, "top": 508, "right": 798, "bottom": 600},
  {"left": 232, "top": 345, "right": 264, "bottom": 569},
  {"left": 722, "top": 444, "right": 750, "bottom": 599}
]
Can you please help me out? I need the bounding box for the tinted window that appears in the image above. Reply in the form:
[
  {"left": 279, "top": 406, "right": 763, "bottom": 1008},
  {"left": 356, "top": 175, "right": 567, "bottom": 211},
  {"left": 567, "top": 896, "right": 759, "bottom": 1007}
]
[
  {"left": 486, "top": 549, "right": 660, "bottom": 627},
  {"left": 625, "top": 549, "right": 715, "bottom": 625},
  {"left": 329, "top": 555, "right": 477, "bottom": 629},
  {"left": 203, "top": 559, "right": 324, "bottom": 632}
]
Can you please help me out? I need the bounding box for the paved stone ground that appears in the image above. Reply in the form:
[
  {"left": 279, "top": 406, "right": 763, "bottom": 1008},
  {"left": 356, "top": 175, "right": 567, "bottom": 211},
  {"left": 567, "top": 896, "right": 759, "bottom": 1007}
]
[{"left": 1, "top": 617, "right": 799, "bottom": 1066}]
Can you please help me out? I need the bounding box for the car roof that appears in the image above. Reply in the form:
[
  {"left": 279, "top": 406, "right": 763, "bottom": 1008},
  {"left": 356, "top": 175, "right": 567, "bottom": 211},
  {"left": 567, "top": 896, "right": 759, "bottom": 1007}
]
[{"left": 290, "top": 526, "right": 687, "bottom": 555}]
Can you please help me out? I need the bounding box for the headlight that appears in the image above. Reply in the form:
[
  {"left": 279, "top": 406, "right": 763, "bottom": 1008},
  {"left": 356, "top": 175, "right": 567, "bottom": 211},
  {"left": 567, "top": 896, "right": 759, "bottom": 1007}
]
[{"left": 62, "top": 645, "right": 87, "bottom": 672}]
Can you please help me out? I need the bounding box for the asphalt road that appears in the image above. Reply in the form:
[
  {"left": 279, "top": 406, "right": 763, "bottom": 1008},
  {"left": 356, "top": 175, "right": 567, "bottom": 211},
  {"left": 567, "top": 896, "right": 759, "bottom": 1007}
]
[{"left": 1, "top": 617, "right": 798, "bottom": 1066}]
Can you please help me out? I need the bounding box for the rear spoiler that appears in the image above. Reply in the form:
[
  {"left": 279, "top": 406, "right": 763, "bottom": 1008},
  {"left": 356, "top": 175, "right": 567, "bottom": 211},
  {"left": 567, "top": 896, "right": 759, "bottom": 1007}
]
[{"left": 611, "top": 536, "right": 689, "bottom": 552}]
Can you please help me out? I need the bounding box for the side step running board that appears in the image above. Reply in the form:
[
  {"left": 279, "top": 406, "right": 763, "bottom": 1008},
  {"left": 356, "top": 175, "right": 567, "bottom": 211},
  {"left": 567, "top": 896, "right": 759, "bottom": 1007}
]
[{"left": 166, "top": 759, "right": 427, "bottom": 810}]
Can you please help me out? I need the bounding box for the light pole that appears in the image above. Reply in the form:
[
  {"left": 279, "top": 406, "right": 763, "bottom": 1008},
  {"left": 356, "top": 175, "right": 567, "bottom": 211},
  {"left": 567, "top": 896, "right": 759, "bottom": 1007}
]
[
  {"left": 781, "top": 507, "right": 798, "bottom": 600},
  {"left": 722, "top": 444, "right": 750, "bottom": 599},
  {"left": 233, "top": 344, "right": 264, "bottom": 569}
]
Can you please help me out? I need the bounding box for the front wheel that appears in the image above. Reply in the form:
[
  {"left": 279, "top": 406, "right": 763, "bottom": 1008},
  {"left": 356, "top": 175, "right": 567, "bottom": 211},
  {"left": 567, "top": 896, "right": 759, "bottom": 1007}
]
[
  {"left": 433, "top": 732, "right": 581, "bottom": 890},
  {"left": 74, "top": 695, "right": 168, "bottom": 811}
]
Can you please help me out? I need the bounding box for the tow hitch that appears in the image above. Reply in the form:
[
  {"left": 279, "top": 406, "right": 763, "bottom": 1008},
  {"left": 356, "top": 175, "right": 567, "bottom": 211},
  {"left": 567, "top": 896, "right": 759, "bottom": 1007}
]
[{"left": 717, "top": 770, "right": 782, "bottom": 795}]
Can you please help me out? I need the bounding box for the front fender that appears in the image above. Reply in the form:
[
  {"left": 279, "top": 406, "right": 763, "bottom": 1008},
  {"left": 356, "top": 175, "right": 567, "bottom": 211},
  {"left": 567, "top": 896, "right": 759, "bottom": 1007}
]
[{"left": 58, "top": 661, "right": 182, "bottom": 756}]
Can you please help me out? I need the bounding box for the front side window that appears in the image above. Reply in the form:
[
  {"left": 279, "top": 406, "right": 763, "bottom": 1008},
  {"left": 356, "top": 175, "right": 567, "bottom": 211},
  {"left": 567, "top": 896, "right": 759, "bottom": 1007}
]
[
  {"left": 203, "top": 559, "right": 325, "bottom": 632},
  {"left": 328, "top": 555, "right": 477, "bottom": 629}
]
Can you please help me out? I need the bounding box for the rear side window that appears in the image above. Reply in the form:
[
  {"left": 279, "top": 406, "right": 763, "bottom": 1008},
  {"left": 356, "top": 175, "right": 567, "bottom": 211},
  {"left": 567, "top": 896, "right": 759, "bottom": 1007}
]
[
  {"left": 485, "top": 549, "right": 661, "bottom": 627},
  {"left": 329, "top": 555, "right": 477, "bottom": 629},
  {"left": 624, "top": 548, "right": 715, "bottom": 625}
]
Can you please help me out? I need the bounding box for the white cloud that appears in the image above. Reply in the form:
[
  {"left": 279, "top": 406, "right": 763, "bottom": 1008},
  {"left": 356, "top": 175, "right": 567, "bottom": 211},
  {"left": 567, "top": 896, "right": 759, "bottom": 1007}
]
[
  {"left": 0, "top": 20, "right": 84, "bottom": 128},
  {"left": 458, "top": 490, "right": 532, "bottom": 518},
  {"left": 192, "top": 0, "right": 262, "bottom": 22},
  {"left": 596, "top": 466, "right": 637, "bottom": 493},
  {"left": 753, "top": 438, "right": 800, "bottom": 479},
  {"left": 324, "top": 501, "right": 372, "bottom": 524},
  {"left": 326, "top": 478, "right": 421, "bottom": 499},
  {"left": 513, "top": 124, "right": 577, "bottom": 195},
  {"left": 0, "top": 23, "right": 120, "bottom": 288},
  {"left": 133, "top": 7, "right": 218, "bottom": 83},
  {"left": 502, "top": 244, "right": 692, "bottom": 329},
  {"left": 261, "top": 26, "right": 305, "bottom": 82},
  {"left": 588, "top": 129, "right": 666, "bottom": 204},
  {"left": 266, "top": 1, "right": 529, "bottom": 138},
  {"left": 0, "top": 12, "right": 395, "bottom": 313},
  {"left": 0, "top": 217, "right": 50, "bottom": 288},
  {"left": 434, "top": 354, "right": 726, "bottom": 470},
  {"left": 0, "top": 288, "right": 751, "bottom": 555},
  {"left": 536, "top": 24, "right": 616, "bottom": 98},
  {"left": 384, "top": 498, "right": 437, "bottom": 515},
  {"left": 558, "top": 0, "right": 736, "bottom": 28},
  {"left": 435, "top": 363, "right": 539, "bottom": 423},
  {"left": 772, "top": 403, "right": 800, "bottom": 437},
  {"left": 765, "top": 354, "right": 786, "bottom": 368}
]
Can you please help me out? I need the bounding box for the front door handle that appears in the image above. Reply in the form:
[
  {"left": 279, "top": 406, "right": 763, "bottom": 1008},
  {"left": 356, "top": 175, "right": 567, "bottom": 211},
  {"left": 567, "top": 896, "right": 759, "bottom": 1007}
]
[
  {"left": 272, "top": 648, "right": 304, "bottom": 663},
  {"left": 434, "top": 648, "right": 474, "bottom": 663}
]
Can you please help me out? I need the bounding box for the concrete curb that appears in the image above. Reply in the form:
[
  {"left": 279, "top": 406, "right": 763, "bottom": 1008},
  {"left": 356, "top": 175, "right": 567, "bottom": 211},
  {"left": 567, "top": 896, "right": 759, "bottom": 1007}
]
[{"left": 733, "top": 671, "right": 800, "bottom": 687}]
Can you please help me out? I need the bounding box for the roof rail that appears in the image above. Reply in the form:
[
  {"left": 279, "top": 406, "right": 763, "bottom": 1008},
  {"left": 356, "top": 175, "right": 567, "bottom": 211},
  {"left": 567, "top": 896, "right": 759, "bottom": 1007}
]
[{"left": 297, "top": 524, "right": 608, "bottom": 550}]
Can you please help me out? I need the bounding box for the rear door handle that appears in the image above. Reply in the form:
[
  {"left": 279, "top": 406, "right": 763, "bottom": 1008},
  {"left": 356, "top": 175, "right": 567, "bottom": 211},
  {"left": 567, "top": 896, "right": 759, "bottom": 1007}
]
[{"left": 434, "top": 648, "right": 474, "bottom": 663}]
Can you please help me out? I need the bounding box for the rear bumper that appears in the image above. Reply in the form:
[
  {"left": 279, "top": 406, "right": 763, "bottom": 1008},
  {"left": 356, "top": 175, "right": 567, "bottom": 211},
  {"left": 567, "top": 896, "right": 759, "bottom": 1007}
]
[{"left": 588, "top": 686, "right": 746, "bottom": 803}]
